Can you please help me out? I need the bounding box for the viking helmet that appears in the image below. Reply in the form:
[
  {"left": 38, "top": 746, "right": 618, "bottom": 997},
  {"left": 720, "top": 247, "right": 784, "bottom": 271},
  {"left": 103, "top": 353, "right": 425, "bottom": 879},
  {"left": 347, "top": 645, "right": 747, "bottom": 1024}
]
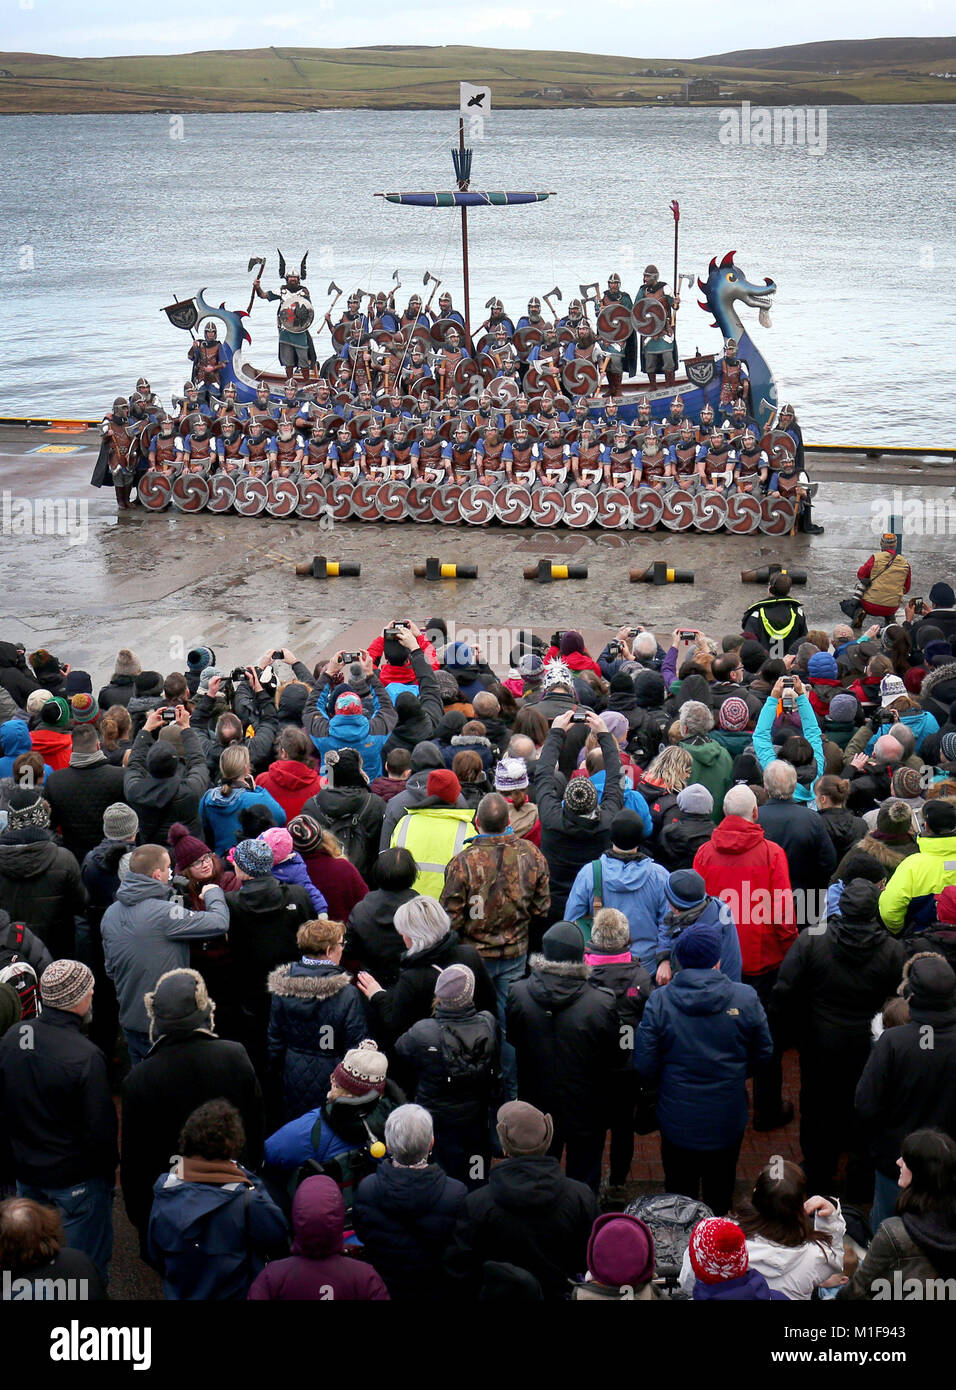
[
  {"left": 136, "top": 377, "right": 151, "bottom": 393},
  {"left": 203, "top": 321, "right": 217, "bottom": 338}
]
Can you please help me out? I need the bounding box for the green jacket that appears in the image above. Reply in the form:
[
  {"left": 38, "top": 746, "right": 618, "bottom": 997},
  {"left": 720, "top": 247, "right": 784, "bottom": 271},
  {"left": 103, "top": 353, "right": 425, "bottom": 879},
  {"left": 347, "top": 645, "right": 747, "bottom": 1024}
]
[
  {"left": 680, "top": 737, "right": 734, "bottom": 824},
  {"left": 879, "top": 834, "right": 956, "bottom": 934}
]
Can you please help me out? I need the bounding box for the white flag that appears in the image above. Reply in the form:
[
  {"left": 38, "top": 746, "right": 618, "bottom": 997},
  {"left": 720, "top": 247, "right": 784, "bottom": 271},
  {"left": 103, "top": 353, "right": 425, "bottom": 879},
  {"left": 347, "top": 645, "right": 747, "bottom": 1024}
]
[{"left": 460, "top": 83, "right": 491, "bottom": 117}]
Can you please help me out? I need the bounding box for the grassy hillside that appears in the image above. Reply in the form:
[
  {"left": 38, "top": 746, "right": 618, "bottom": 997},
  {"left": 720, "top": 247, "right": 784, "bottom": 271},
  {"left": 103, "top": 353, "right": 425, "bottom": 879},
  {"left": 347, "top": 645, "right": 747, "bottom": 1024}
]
[{"left": 0, "top": 41, "right": 953, "bottom": 113}]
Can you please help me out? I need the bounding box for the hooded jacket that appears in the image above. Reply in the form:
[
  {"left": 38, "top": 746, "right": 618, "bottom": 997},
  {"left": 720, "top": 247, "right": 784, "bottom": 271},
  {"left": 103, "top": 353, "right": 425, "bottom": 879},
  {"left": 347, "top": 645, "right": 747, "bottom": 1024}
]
[
  {"left": 102, "top": 875, "right": 229, "bottom": 1032},
  {"left": 633, "top": 968, "right": 773, "bottom": 1148},
  {"left": 306, "top": 674, "right": 397, "bottom": 782},
  {"left": 394, "top": 1004, "right": 499, "bottom": 1171},
  {"left": 365, "top": 930, "right": 497, "bottom": 1049},
  {"left": 249, "top": 1176, "right": 389, "bottom": 1301},
  {"left": 29, "top": 726, "right": 72, "bottom": 773},
  {"left": 679, "top": 737, "right": 734, "bottom": 824},
  {"left": 879, "top": 833, "right": 956, "bottom": 933},
  {"left": 269, "top": 851, "right": 328, "bottom": 916},
  {"left": 752, "top": 691, "right": 825, "bottom": 804},
  {"left": 0, "top": 833, "right": 85, "bottom": 958},
  {"left": 657, "top": 810, "right": 716, "bottom": 871},
  {"left": 817, "top": 805, "right": 868, "bottom": 861},
  {"left": 301, "top": 785, "right": 385, "bottom": 880},
  {"left": 254, "top": 759, "right": 322, "bottom": 821},
  {"left": 148, "top": 1163, "right": 289, "bottom": 1300},
  {"left": 565, "top": 851, "right": 670, "bottom": 974},
  {"left": 536, "top": 728, "right": 624, "bottom": 918},
  {"left": 199, "top": 782, "right": 287, "bottom": 857},
  {"left": 855, "top": 975, "right": 956, "bottom": 1176},
  {"left": 658, "top": 895, "right": 743, "bottom": 983},
  {"left": 123, "top": 727, "right": 210, "bottom": 844},
  {"left": 920, "top": 662, "right": 956, "bottom": 727},
  {"left": 839, "top": 1213, "right": 956, "bottom": 1299},
  {"left": 353, "top": 1158, "right": 467, "bottom": 1301},
  {"left": 694, "top": 815, "right": 796, "bottom": 976},
  {"left": 770, "top": 911, "right": 905, "bottom": 1052},
  {"left": 378, "top": 743, "right": 449, "bottom": 849},
  {"left": 223, "top": 876, "right": 315, "bottom": 1009},
  {"left": 381, "top": 656, "right": 443, "bottom": 757},
  {"left": 120, "top": 1030, "right": 264, "bottom": 1244},
  {"left": 443, "top": 1154, "right": 598, "bottom": 1300},
  {"left": 267, "top": 960, "right": 367, "bottom": 1117},
  {"left": 0, "top": 718, "right": 52, "bottom": 782},
  {"left": 864, "top": 709, "right": 940, "bottom": 758},
  {"left": 506, "top": 957, "right": 619, "bottom": 1127}
]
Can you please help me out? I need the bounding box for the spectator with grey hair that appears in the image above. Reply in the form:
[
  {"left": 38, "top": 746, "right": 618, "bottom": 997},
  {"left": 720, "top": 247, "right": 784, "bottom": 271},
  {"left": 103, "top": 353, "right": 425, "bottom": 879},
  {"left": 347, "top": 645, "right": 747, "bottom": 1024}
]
[
  {"left": 845, "top": 733, "right": 906, "bottom": 814},
  {"left": 357, "top": 895, "right": 496, "bottom": 1049},
  {"left": 678, "top": 700, "right": 733, "bottom": 824},
  {"left": 758, "top": 760, "right": 836, "bottom": 901},
  {"left": 352, "top": 1104, "right": 467, "bottom": 1301}
]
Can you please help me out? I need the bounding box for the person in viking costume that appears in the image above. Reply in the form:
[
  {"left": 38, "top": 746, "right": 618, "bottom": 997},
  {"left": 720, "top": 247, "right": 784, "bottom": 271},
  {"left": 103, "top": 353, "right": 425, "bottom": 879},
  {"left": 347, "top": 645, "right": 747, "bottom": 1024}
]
[
  {"left": 253, "top": 251, "right": 316, "bottom": 379},
  {"left": 188, "top": 321, "right": 227, "bottom": 402}
]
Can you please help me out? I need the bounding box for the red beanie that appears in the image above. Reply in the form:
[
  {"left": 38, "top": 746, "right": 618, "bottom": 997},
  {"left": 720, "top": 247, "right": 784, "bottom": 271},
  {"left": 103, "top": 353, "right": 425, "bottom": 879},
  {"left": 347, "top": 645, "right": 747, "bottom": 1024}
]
[
  {"left": 688, "top": 1218, "right": 749, "bottom": 1284},
  {"left": 168, "top": 822, "right": 213, "bottom": 874},
  {"left": 427, "top": 769, "right": 461, "bottom": 805},
  {"left": 903, "top": 666, "right": 925, "bottom": 695}
]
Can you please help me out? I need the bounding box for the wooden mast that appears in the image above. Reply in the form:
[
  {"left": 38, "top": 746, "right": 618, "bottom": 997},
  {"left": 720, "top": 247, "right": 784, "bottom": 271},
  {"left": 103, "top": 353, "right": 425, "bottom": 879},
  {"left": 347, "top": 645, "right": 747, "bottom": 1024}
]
[{"left": 458, "top": 117, "right": 472, "bottom": 348}]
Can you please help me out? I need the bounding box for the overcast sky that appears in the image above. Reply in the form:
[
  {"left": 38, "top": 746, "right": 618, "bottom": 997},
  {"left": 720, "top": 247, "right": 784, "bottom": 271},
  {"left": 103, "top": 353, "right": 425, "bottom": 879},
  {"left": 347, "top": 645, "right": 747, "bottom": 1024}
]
[{"left": 4, "top": 1, "right": 952, "bottom": 59}]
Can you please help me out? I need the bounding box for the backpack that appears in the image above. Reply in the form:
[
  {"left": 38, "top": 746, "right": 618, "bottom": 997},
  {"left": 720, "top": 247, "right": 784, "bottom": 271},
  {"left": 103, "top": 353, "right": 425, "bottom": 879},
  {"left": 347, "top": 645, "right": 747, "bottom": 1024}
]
[
  {"left": 435, "top": 1013, "right": 497, "bottom": 1095},
  {"left": 573, "top": 858, "right": 603, "bottom": 943},
  {"left": 0, "top": 923, "right": 41, "bottom": 1020},
  {"left": 311, "top": 792, "right": 374, "bottom": 876},
  {"left": 625, "top": 1193, "right": 713, "bottom": 1297}
]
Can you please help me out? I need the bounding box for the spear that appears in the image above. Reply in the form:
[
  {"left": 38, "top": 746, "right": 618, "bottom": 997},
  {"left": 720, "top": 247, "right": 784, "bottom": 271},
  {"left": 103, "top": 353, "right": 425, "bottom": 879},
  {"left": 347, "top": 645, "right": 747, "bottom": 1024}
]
[{"left": 670, "top": 200, "right": 680, "bottom": 330}]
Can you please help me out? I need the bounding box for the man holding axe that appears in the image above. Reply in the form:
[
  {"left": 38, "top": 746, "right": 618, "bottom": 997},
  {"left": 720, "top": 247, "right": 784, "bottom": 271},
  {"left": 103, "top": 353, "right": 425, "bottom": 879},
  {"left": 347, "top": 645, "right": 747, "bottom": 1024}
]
[{"left": 252, "top": 249, "right": 317, "bottom": 380}]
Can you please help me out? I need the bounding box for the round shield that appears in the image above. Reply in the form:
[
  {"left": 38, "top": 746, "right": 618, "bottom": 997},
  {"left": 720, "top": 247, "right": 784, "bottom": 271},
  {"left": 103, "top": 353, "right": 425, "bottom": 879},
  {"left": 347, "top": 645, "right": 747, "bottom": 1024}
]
[
  {"left": 430, "top": 318, "right": 463, "bottom": 347},
  {"left": 376, "top": 482, "right": 409, "bottom": 522},
  {"left": 492, "top": 378, "right": 520, "bottom": 405},
  {"left": 137, "top": 470, "right": 173, "bottom": 511},
  {"left": 171, "top": 473, "right": 210, "bottom": 512},
  {"left": 759, "top": 496, "right": 796, "bottom": 536},
  {"left": 530, "top": 487, "right": 565, "bottom": 527},
  {"left": 494, "top": 484, "right": 533, "bottom": 525},
  {"left": 322, "top": 481, "right": 353, "bottom": 521},
  {"left": 660, "top": 488, "right": 697, "bottom": 531},
  {"left": 395, "top": 323, "right": 432, "bottom": 351},
  {"left": 476, "top": 352, "right": 502, "bottom": 385},
  {"left": 266, "top": 477, "right": 300, "bottom": 518},
  {"left": 206, "top": 472, "right": 236, "bottom": 513},
  {"left": 630, "top": 488, "right": 664, "bottom": 530},
  {"left": 451, "top": 357, "right": 480, "bottom": 390},
  {"left": 512, "top": 325, "right": 545, "bottom": 356},
  {"left": 724, "top": 491, "right": 763, "bottom": 534},
  {"left": 232, "top": 475, "right": 268, "bottom": 516},
  {"left": 597, "top": 303, "right": 632, "bottom": 344},
  {"left": 631, "top": 299, "right": 668, "bottom": 337},
  {"left": 406, "top": 483, "right": 435, "bottom": 522},
  {"left": 562, "top": 359, "right": 600, "bottom": 396},
  {"left": 563, "top": 488, "right": 598, "bottom": 528},
  {"left": 458, "top": 484, "right": 496, "bottom": 526},
  {"left": 695, "top": 491, "right": 728, "bottom": 533},
  {"left": 437, "top": 417, "right": 458, "bottom": 442},
  {"left": 432, "top": 484, "right": 464, "bottom": 524},
  {"left": 762, "top": 429, "right": 797, "bottom": 468},
  {"left": 524, "top": 363, "right": 562, "bottom": 396},
  {"left": 278, "top": 292, "right": 314, "bottom": 334},
  {"left": 557, "top": 326, "right": 575, "bottom": 348},
  {"left": 597, "top": 488, "right": 631, "bottom": 529},
  {"left": 296, "top": 479, "right": 329, "bottom": 520}
]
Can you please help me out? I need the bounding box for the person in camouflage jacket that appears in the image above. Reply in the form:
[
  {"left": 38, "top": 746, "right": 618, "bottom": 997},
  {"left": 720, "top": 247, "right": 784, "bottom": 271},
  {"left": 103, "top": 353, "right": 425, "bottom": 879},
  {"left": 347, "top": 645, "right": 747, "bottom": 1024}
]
[{"left": 441, "top": 793, "right": 550, "bottom": 961}]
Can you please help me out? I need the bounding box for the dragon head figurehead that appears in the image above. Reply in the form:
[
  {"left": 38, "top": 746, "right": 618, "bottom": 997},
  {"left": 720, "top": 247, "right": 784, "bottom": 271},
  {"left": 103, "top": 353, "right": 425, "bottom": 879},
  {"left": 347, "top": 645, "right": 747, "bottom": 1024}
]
[{"left": 697, "top": 252, "right": 778, "bottom": 429}]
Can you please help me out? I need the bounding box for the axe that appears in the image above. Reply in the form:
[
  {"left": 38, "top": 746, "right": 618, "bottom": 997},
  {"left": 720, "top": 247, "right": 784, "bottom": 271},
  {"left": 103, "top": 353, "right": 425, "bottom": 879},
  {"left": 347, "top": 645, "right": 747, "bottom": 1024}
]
[
  {"left": 246, "top": 255, "right": 266, "bottom": 314},
  {"left": 423, "top": 270, "right": 443, "bottom": 313},
  {"left": 578, "top": 282, "right": 600, "bottom": 308},
  {"left": 324, "top": 281, "right": 343, "bottom": 327},
  {"left": 542, "top": 285, "right": 562, "bottom": 318}
]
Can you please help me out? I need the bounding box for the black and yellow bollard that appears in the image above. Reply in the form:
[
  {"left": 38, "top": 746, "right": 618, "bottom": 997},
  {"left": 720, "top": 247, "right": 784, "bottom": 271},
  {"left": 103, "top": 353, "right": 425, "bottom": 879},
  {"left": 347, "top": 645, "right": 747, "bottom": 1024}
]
[
  {"left": 629, "top": 562, "right": 694, "bottom": 586},
  {"left": 414, "top": 558, "right": 479, "bottom": 581},
  {"left": 740, "top": 564, "right": 807, "bottom": 585},
  {"left": 524, "top": 560, "right": 589, "bottom": 584},
  {"left": 294, "top": 556, "right": 361, "bottom": 579}
]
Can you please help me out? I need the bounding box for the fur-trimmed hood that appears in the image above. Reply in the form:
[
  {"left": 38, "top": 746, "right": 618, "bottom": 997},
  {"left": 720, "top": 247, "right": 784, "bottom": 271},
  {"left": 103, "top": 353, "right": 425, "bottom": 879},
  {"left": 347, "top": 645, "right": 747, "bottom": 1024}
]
[
  {"left": 267, "top": 962, "right": 352, "bottom": 999},
  {"left": 920, "top": 661, "right": 956, "bottom": 697},
  {"left": 528, "top": 953, "right": 589, "bottom": 979},
  {"left": 450, "top": 734, "right": 493, "bottom": 750},
  {"left": 854, "top": 832, "right": 918, "bottom": 871}
]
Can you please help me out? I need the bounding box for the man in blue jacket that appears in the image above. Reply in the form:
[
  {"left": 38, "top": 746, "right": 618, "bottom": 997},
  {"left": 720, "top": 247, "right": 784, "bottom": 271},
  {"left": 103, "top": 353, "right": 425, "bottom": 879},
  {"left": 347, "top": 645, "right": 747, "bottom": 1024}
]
[
  {"left": 305, "top": 650, "right": 398, "bottom": 784},
  {"left": 564, "top": 809, "right": 668, "bottom": 974},
  {"left": 633, "top": 922, "right": 772, "bottom": 1215}
]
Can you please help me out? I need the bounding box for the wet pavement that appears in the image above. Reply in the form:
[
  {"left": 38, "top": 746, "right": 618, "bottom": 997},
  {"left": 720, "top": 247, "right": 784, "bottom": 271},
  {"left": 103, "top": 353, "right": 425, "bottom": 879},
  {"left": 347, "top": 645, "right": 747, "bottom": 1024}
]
[{"left": 2, "top": 425, "right": 952, "bottom": 674}]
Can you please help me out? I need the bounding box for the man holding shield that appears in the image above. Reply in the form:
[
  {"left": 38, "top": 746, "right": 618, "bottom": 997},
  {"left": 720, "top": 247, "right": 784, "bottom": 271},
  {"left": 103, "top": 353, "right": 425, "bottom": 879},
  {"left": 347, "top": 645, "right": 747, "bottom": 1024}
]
[
  {"left": 635, "top": 263, "right": 677, "bottom": 388},
  {"left": 252, "top": 252, "right": 316, "bottom": 379}
]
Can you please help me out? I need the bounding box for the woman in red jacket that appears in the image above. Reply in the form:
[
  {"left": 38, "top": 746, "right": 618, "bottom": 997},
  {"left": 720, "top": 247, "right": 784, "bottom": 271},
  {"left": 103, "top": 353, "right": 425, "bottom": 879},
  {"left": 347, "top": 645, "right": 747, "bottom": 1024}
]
[
  {"left": 255, "top": 726, "right": 322, "bottom": 820},
  {"left": 542, "top": 630, "right": 603, "bottom": 679}
]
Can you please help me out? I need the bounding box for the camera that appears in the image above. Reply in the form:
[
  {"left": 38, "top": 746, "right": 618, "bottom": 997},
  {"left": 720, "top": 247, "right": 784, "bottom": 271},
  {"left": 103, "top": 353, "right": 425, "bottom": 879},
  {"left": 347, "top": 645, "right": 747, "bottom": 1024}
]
[
  {"left": 228, "top": 667, "right": 246, "bottom": 682},
  {"left": 340, "top": 652, "right": 360, "bottom": 665},
  {"left": 272, "top": 650, "right": 284, "bottom": 661},
  {"left": 781, "top": 675, "right": 796, "bottom": 709},
  {"left": 912, "top": 598, "right": 924, "bottom": 616},
  {"left": 679, "top": 630, "right": 697, "bottom": 643},
  {"left": 160, "top": 708, "right": 176, "bottom": 724},
  {"left": 571, "top": 711, "right": 588, "bottom": 723},
  {"left": 628, "top": 627, "right": 643, "bottom": 637},
  {"left": 607, "top": 642, "right": 622, "bottom": 659},
  {"left": 384, "top": 627, "right": 403, "bottom": 640},
  {"left": 391, "top": 619, "right": 410, "bottom": 628}
]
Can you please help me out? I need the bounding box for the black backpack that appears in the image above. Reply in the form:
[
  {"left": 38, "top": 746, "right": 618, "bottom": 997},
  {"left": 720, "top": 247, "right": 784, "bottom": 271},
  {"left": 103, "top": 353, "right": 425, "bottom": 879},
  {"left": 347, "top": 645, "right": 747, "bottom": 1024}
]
[
  {"left": 311, "top": 793, "right": 374, "bottom": 876},
  {"left": 435, "top": 1013, "right": 498, "bottom": 1095},
  {"left": 0, "top": 923, "right": 41, "bottom": 1020}
]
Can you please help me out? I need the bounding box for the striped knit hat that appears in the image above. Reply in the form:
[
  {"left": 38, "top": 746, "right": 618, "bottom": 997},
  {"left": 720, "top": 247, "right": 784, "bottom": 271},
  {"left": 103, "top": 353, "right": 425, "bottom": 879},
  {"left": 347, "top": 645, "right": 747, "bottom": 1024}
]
[
  {"left": 70, "top": 692, "right": 99, "bottom": 725},
  {"left": 332, "top": 1039, "right": 388, "bottom": 1097}
]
